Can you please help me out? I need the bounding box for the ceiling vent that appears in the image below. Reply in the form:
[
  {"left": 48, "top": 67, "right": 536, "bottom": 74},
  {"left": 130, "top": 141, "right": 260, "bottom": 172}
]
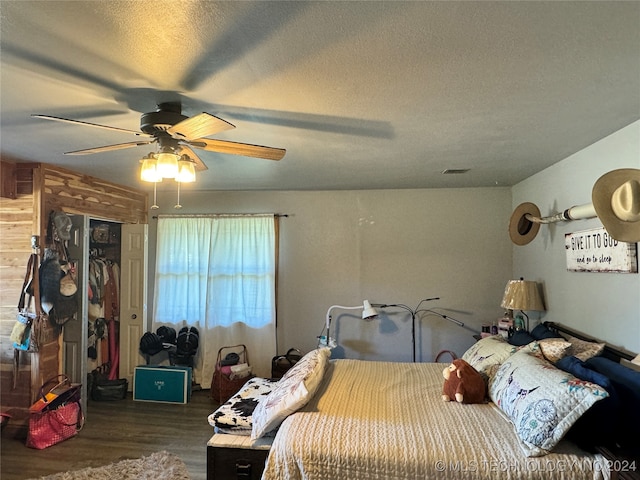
[{"left": 442, "top": 168, "right": 470, "bottom": 174}]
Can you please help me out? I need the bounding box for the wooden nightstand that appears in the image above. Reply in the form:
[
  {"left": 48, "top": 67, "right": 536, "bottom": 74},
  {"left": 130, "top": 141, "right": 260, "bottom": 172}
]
[
  {"left": 207, "top": 434, "right": 272, "bottom": 480},
  {"left": 595, "top": 446, "right": 640, "bottom": 480}
]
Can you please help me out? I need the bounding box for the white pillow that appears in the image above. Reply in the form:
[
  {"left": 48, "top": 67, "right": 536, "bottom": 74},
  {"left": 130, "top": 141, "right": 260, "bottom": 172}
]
[
  {"left": 462, "top": 335, "right": 517, "bottom": 377},
  {"left": 488, "top": 349, "right": 608, "bottom": 456},
  {"left": 251, "top": 347, "right": 330, "bottom": 439}
]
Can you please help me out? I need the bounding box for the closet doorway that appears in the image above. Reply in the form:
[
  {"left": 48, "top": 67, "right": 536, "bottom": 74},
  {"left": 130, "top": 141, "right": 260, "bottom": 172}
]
[{"left": 62, "top": 216, "right": 147, "bottom": 414}]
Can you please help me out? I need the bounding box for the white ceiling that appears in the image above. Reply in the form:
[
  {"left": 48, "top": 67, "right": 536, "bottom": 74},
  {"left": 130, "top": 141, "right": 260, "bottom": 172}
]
[{"left": 1, "top": 1, "right": 639, "bottom": 192}]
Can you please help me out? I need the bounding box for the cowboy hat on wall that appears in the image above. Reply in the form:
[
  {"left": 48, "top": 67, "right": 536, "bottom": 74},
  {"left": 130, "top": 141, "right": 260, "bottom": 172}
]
[{"left": 509, "top": 168, "right": 640, "bottom": 246}]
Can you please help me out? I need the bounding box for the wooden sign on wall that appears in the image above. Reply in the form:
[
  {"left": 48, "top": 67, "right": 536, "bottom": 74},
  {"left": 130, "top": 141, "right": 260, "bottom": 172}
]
[{"left": 565, "top": 227, "right": 638, "bottom": 273}]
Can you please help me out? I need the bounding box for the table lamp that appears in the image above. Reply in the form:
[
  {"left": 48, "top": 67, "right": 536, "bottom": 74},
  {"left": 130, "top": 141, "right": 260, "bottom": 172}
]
[
  {"left": 318, "top": 300, "right": 379, "bottom": 348},
  {"left": 500, "top": 278, "right": 545, "bottom": 331}
]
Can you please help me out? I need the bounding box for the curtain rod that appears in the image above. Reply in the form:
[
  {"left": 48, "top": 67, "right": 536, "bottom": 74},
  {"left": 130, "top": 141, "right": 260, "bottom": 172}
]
[{"left": 152, "top": 213, "right": 288, "bottom": 219}]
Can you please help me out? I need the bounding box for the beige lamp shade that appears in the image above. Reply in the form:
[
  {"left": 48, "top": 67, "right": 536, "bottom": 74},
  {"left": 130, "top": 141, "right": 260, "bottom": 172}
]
[{"left": 501, "top": 279, "right": 545, "bottom": 312}]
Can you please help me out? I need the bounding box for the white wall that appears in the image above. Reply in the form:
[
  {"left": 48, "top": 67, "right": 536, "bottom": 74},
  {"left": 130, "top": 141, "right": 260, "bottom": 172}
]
[
  {"left": 511, "top": 120, "right": 640, "bottom": 353},
  {"left": 148, "top": 187, "right": 512, "bottom": 362},
  {"left": 145, "top": 120, "right": 639, "bottom": 365}
]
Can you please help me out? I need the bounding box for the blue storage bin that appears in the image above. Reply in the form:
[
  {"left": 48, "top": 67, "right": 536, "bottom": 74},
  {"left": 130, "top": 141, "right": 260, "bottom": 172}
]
[{"left": 133, "top": 365, "right": 192, "bottom": 404}]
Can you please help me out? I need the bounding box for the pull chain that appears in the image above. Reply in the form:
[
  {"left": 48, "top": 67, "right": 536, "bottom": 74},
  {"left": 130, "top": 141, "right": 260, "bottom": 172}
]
[
  {"left": 174, "top": 182, "right": 182, "bottom": 209},
  {"left": 151, "top": 181, "right": 159, "bottom": 210}
]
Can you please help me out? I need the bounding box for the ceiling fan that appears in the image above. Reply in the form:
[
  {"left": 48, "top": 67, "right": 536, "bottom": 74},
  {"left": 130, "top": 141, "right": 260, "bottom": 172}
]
[{"left": 31, "top": 102, "right": 286, "bottom": 173}]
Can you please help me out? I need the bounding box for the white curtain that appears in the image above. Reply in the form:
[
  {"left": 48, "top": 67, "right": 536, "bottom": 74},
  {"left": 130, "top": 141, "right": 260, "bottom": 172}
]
[{"left": 154, "top": 215, "right": 276, "bottom": 387}]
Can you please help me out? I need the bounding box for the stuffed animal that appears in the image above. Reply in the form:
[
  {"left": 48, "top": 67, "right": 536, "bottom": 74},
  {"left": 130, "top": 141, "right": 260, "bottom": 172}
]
[{"left": 442, "top": 358, "right": 486, "bottom": 404}]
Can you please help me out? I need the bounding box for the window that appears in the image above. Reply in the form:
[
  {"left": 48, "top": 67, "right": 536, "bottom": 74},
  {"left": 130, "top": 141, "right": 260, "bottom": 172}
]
[{"left": 153, "top": 214, "right": 277, "bottom": 385}]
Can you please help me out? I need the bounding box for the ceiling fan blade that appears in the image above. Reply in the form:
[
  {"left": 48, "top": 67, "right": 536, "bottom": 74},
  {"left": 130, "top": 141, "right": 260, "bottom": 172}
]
[
  {"left": 64, "top": 140, "right": 154, "bottom": 155},
  {"left": 178, "top": 145, "right": 208, "bottom": 171},
  {"left": 189, "top": 138, "right": 285, "bottom": 161},
  {"left": 167, "top": 113, "right": 235, "bottom": 141},
  {"left": 32, "top": 114, "right": 153, "bottom": 137}
]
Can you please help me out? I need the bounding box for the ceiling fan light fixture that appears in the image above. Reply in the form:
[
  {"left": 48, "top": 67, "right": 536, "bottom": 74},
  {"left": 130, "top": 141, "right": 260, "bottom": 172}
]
[
  {"left": 176, "top": 155, "right": 196, "bottom": 183},
  {"left": 155, "top": 148, "right": 180, "bottom": 178},
  {"left": 140, "top": 153, "right": 162, "bottom": 183}
]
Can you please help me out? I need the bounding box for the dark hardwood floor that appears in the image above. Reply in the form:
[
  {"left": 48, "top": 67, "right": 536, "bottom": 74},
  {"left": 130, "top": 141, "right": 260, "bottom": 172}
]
[{"left": 0, "top": 389, "right": 218, "bottom": 480}]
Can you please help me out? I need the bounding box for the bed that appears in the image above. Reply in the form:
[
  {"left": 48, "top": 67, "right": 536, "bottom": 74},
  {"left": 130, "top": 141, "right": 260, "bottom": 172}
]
[{"left": 208, "top": 322, "right": 640, "bottom": 480}]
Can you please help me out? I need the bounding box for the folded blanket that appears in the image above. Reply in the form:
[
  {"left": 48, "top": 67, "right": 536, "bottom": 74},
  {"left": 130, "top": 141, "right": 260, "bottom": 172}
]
[{"left": 208, "top": 377, "right": 278, "bottom": 435}]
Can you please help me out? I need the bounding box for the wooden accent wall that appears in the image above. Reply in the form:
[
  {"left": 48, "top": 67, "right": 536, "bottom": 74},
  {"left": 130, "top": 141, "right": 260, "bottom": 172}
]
[
  {"left": 0, "top": 161, "right": 148, "bottom": 438},
  {"left": 0, "top": 164, "right": 39, "bottom": 437},
  {"left": 1, "top": 161, "right": 17, "bottom": 199},
  {"left": 40, "top": 164, "right": 148, "bottom": 226}
]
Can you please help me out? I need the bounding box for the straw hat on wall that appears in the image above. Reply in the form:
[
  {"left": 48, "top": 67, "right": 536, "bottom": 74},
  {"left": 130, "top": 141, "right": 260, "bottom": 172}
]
[
  {"left": 508, "top": 168, "right": 640, "bottom": 245},
  {"left": 591, "top": 168, "right": 640, "bottom": 243}
]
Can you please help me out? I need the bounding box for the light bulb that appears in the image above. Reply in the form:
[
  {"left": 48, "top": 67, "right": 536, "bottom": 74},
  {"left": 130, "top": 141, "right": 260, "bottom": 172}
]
[
  {"left": 176, "top": 156, "right": 196, "bottom": 183},
  {"left": 156, "top": 150, "right": 179, "bottom": 178},
  {"left": 140, "top": 155, "right": 162, "bottom": 183}
]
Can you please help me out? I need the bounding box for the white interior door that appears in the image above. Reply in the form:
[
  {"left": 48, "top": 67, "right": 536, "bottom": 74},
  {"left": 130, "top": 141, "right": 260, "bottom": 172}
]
[
  {"left": 119, "top": 223, "right": 148, "bottom": 390},
  {"left": 63, "top": 214, "right": 88, "bottom": 413}
]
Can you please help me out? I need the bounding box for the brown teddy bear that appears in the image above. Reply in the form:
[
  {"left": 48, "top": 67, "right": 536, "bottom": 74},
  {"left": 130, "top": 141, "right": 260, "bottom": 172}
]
[{"left": 442, "top": 358, "right": 486, "bottom": 404}]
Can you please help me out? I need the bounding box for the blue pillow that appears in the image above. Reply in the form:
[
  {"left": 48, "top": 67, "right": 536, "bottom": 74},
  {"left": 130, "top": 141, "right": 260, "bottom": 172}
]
[
  {"left": 585, "top": 356, "right": 640, "bottom": 450},
  {"left": 556, "top": 355, "right": 620, "bottom": 451},
  {"left": 556, "top": 356, "right": 612, "bottom": 388},
  {"left": 508, "top": 330, "right": 535, "bottom": 346},
  {"left": 585, "top": 356, "right": 640, "bottom": 393},
  {"left": 530, "top": 323, "right": 562, "bottom": 340}
]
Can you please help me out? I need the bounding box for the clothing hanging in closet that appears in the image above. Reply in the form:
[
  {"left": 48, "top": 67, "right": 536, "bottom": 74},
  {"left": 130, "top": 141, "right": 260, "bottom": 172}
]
[{"left": 88, "top": 253, "right": 120, "bottom": 380}]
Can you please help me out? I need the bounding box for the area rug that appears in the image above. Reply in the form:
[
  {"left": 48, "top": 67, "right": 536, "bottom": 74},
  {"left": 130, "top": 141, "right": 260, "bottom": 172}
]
[{"left": 30, "top": 451, "right": 190, "bottom": 480}]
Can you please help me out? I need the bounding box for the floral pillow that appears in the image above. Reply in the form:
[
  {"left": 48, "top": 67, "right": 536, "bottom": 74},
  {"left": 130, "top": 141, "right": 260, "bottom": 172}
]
[
  {"left": 538, "top": 338, "right": 572, "bottom": 363},
  {"left": 564, "top": 335, "right": 605, "bottom": 361},
  {"left": 462, "top": 335, "right": 517, "bottom": 378},
  {"left": 251, "top": 348, "right": 330, "bottom": 439},
  {"left": 488, "top": 349, "right": 609, "bottom": 456}
]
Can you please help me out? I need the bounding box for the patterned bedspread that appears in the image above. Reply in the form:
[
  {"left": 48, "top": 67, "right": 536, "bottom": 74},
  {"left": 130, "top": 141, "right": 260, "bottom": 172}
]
[{"left": 262, "top": 360, "right": 610, "bottom": 480}]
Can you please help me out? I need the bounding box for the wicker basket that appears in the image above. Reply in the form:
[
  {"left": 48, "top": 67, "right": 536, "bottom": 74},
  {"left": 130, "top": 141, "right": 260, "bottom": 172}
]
[{"left": 210, "top": 344, "right": 254, "bottom": 404}]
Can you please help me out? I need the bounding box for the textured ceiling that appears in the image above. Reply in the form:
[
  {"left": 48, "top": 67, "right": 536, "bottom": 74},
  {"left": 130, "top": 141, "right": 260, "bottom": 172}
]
[{"left": 1, "top": 1, "right": 639, "bottom": 192}]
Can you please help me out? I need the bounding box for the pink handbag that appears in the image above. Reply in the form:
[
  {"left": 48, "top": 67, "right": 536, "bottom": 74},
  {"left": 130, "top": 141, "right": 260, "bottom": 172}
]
[
  {"left": 26, "top": 375, "right": 83, "bottom": 449},
  {"left": 26, "top": 401, "right": 83, "bottom": 449}
]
